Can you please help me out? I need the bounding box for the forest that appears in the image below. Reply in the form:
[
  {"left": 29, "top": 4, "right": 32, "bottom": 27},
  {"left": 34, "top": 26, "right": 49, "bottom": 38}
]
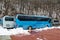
[{"left": 0, "top": 0, "right": 60, "bottom": 19}]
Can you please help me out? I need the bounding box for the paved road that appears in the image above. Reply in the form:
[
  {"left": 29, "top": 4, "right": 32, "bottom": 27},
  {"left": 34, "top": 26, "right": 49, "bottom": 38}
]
[{"left": 11, "top": 28, "right": 60, "bottom": 40}]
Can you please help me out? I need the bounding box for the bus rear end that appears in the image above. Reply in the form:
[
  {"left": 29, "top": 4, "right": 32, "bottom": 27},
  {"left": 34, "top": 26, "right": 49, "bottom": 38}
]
[
  {"left": 3, "top": 16, "right": 15, "bottom": 29},
  {"left": 36, "top": 17, "right": 52, "bottom": 28}
]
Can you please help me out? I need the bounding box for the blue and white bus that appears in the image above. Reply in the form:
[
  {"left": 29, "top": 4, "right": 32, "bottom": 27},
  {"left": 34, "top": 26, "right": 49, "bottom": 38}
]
[{"left": 16, "top": 14, "right": 52, "bottom": 30}]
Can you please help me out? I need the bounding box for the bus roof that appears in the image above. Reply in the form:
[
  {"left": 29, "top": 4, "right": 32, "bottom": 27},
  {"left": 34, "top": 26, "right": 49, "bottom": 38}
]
[
  {"left": 16, "top": 14, "right": 51, "bottom": 18},
  {"left": 3, "top": 15, "right": 15, "bottom": 18}
]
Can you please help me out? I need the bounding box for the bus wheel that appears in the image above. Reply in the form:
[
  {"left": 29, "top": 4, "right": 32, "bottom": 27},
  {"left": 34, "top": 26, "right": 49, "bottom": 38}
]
[
  {"left": 46, "top": 25, "right": 49, "bottom": 27},
  {"left": 28, "top": 26, "right": 32, "bottom": 30},
  {"left": 28, "top": 26, "right": 32, "bottom": 32}
]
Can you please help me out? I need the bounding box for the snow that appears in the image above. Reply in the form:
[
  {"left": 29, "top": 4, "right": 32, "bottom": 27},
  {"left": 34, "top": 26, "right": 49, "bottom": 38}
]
[
  {"left": 34, "top": 26, "right": 60, "bottom": 32},
  {"left": 37, "top": 38, "right": 43, "bottom": 40},
  {"left": 0, "top": 26, "right": 30, "bottom": 35},
  {"left": 9, "top": 28, "right": 30, "bottom": 35},
  {"left": 0, "top": 25, "right": 60, "bottom": 35}
]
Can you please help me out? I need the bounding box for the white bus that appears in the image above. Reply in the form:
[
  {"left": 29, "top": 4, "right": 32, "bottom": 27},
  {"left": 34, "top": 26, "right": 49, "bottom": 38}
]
[{"left": 3, "top": 16, "right": 15, "bottom": 29}]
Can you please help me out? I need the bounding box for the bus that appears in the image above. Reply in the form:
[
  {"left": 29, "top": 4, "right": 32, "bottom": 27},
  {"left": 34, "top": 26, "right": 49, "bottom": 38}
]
[
  {"left": 52, "top": 19, "right": 59, "bottom": 25},
  {"left": 3, "top": 16, "right": 15, "bottom": 29},
  {"left": 0, "top": 18, "right": 3, "bottom": 26},
  {"left": 16, "top": 14, "right": 52, "bottom": 30}
]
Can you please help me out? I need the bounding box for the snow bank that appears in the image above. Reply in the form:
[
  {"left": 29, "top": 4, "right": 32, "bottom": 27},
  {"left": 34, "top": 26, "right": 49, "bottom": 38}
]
[
  {"left": 56, "top": 26, "right": 60, "bottom": 29},
  {"left": 37, "top": 38, "right": 43, "bottom": 40},
  {"left": 0, "top": 25, "right": 60, "bottom": 35},
  {"left": 34, "top": 26, "right": 59, "bottom": 32},
  {"left": 0, "top": 26, "right": 30, "bottom": 35},
  {"left": 9, "top": 28, "right": 30, "bottom": 35}
]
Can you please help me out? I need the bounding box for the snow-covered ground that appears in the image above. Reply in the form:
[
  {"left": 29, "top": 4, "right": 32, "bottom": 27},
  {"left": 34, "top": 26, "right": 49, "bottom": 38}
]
[
  {"left": 0, "top": 26, "right": 60, "bottom": 35},
  {"left": 34, "top": 26, "right": 60, "bottom": 32},
  {"left": 0, "top": 26, "right": 30, "bottom": 35}
]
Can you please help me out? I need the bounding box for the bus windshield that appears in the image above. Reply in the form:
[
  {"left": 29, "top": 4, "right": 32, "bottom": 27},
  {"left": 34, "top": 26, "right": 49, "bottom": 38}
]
[
  {"left": 5, "top": 17, "right": 14, "bottom": 21},
  {"left": 18, "top": 16, "right": 50, "bottom": 21}
]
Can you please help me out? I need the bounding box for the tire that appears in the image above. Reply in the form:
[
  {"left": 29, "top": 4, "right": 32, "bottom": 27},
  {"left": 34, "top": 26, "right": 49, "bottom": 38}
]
[
  {"left": 28, "top": 26, "right": 32, "bottom": 30},
  {"left": 46, "top": 25, "right": 49, "bottom": 27}
]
